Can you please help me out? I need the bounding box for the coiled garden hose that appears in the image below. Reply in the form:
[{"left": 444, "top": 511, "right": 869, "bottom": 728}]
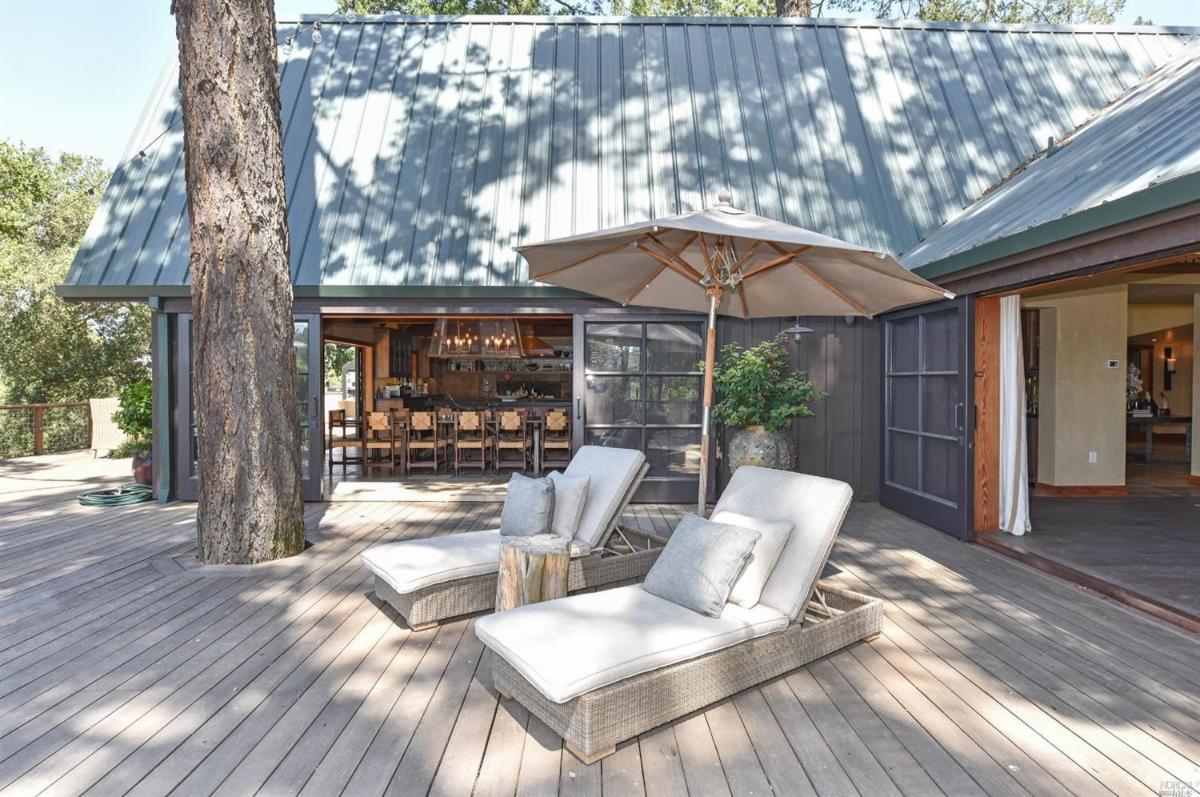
[{"left": 78, "top": 483, "right": 154, "bottom": 507}]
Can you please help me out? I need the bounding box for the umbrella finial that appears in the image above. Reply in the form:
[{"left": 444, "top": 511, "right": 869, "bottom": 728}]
[{"left": 716, "top": 188, "right": 733, "bottom": 206}]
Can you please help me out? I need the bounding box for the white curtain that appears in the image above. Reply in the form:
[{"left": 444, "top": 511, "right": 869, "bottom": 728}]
[{"left": 999, "top": 295, "right": 1031, "bottom": 535}]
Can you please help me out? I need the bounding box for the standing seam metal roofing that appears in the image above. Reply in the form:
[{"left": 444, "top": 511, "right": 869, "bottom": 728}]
[
  {"left": 905, "top": 38, "right": 1200, "bottom": 275},
  {"left": 62, "top": 16, "right": 1198, "bottom": 295}
]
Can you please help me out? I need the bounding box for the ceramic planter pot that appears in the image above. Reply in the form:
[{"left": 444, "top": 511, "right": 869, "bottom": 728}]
[
  {"left": 727, "top": 425, "right": 792, "bottom": 473},
  {"left": 132, "top": 450, "right": 153, "bottom": 486}
]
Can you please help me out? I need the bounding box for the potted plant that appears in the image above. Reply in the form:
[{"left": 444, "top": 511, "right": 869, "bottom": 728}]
[
  {"left": 113, "top": 378, "right": 153, "bottom": 485},
  {"left": 708, "top": 333, "right": 823, "bottom": 473}
]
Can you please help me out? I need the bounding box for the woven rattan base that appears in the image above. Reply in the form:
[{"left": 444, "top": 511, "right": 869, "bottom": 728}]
[
  {"left": 373, "top": 529, "right": 663, "bottom": 629},
  {"left": 489, "top": 582, "right": 883, "bottom": 760}
]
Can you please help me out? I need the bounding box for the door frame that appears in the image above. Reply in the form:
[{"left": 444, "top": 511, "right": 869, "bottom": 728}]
[
  {"left": 172, "top": 312, "right": 325, "bottom": 502},
  {"left": 879, "top": 297, "right": 976, "bottom": 539}
]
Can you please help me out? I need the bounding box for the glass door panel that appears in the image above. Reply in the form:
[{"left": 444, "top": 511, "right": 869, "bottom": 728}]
[{"left": 577, "top": 316, "right": 704, "bottom": 502}]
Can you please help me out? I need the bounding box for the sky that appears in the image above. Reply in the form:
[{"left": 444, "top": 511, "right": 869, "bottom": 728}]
[{"left": 1, "top": 0, "right": 1198, "bottom": 168}]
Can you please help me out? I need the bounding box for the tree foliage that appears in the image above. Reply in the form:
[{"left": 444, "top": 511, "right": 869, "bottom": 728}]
[
  {"left": 0, "top": 141, "right": 150, "bottom": 404},
  {"left": 706, "top": 333, "right": 822, "bottom": 432},
  {"left": 340, "top": 0, "right": 1122, "bottom": 22}
]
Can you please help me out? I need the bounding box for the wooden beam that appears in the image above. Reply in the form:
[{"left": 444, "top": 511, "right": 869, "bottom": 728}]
[
  {"left": 741, "top": 249, "right": 806, "bottom": 280},
  {"left": 643, "top": 233, "right": 704, "bottom": 281},
  {"left": 791, "top": 259, "right": 869, "bottom": 316},
  {"left": 973, "top": 295, "right": 1000, "bottom": 535}
]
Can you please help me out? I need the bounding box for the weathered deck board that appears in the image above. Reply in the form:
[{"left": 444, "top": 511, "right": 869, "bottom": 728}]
[{"left": 0, "top": 455, "right": 1198, "bottom": 796}]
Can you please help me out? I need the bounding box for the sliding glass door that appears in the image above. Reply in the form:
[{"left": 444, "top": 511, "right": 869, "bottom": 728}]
[
  {"left": 174, "top": 313, "right": 323, "bottom": 501},
  {"left": 574, "top": 315, "right": 705, "bottom": 502}
]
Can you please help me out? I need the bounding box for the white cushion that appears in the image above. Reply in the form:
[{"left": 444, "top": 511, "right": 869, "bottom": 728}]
[
  {"left": 548, "top": 471, "right": 590, "bottom": 540},
  {"left": 474, "top": 584, "right": 788, "bottom": 704},
  {"left": 361, "top": 530, "right": 588, "bottom": 595},
  {"left": 711, "top": 468, "right": 852, "bottom": 621},
  {"left": 711, "top": 510, "right": 793, "bottom": 608},
  {"left": 564, "top": 446, "right": 646, "bottom": 549}
]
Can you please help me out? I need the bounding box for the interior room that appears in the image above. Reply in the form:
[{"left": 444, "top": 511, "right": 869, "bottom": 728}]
[{"left": 982, "top": 264, "right": 1200, "bottom": 626}]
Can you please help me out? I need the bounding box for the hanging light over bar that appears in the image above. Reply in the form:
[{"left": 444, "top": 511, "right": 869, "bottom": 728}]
[{"left": 431, "top": 318, "right": 524, "bottom": 358}]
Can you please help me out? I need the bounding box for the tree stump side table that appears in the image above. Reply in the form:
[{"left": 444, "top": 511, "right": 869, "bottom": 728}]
[{"left": 496, "top": 534, "right": 571, "bottom": 612}]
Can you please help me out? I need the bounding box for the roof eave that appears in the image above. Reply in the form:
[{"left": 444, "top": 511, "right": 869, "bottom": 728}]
[
  {"left": 911, "top": 172, "right": 1200, "bottom": 282},
  {"left": 55, "top": 283, "right": 590, "bottom": 302}
]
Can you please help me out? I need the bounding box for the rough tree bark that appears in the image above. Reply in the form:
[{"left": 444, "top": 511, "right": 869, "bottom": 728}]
[
  {"left": 173, "top": 0, "right": 304, "bottom": 564},
  {"left": 776, "top": 0, "right": 812, "bottom": 15}
]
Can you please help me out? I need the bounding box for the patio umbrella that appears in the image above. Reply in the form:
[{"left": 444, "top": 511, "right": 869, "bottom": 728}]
[{"left": 516, "top": 191, "right": 954, "bottom": 514}]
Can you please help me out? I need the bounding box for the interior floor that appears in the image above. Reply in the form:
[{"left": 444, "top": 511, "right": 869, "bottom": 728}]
[{"left": 982, "top": 494, "right": 1200, "bottom": 628}]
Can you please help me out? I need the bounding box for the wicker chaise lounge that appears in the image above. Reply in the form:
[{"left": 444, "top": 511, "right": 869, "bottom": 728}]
[
  {"left": 360, "top": 446, "right": 656, "bottom": 630},
  {"left": 474, "top": 467, "right": 883, "bottom": 763}
]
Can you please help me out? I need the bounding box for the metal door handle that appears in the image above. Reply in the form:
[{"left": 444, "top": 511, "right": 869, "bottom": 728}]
[
  {"left": 576, "top": 397, "right": 582, "bottom": 420},
  {"left": 954, "top": 402, "right": 964, "bottom": 432}
]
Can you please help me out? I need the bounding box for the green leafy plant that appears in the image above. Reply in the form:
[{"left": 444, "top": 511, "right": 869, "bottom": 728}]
[
  {"left": 706, "top": 333, "right": 823, "bottom": 432},
  {"left": 114, "top": 378, "right": 152, "bottom": 449}
]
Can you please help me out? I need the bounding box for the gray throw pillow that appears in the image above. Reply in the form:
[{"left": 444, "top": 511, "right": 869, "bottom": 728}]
[
  {"left": 548, "top": 471, "right": 590, "bottom": 541},
  {"left": 642, "top": 514, "right": 760, "bottom": 617},
  {"left": 500, "top": 473, "right": 556, "bottom": 537}
]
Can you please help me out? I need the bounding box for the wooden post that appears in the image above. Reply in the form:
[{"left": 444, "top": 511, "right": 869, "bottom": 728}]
[
  {"left": 496, "top": 534, "right": 570, "bottom": 611},
  {"left": 698, "top": 286, "right": 723, "bottom": 517},
  {"left": 32, "top": 406, "right": 45, "bottom": 456}
]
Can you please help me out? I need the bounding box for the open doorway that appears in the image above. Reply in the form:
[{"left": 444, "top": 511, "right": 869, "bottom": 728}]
[{"left": 976, "top": 261, "right": 1200, "bottom": 631}]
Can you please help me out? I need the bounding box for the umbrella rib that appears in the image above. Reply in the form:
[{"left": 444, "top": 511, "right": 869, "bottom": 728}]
[
  {"left": 532, "top": 238, "right": 638, "bottom": 280},
  {"left": 639, "top": 233, "right": 704, "bottom": 281},
  {"left": 636, "top": 243, "right": 704, "bottom": 285},
  {"left": 741, "top": 248, "right": 809, "bottom": 280},
  {"left": 792, "top": 259, "right": 869, "bottom": 316},
  {"left": 625, "top": 262, "right": 669, "bottom": 305},
  {"left": 737, "top": 282, "right": 750, "bottom": 316}
]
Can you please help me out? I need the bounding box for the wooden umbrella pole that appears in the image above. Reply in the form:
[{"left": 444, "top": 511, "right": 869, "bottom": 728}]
[{"left": 698, "top": 285, "right": 723, "bottom": 516}]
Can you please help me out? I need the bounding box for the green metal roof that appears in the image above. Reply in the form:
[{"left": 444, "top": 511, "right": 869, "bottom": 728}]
[
  {"left": 909, "top": 39, "right": 1200, "bottom": 280},
  {"left": 61, "top": 16, "right": 1196, "bottom": 298}
]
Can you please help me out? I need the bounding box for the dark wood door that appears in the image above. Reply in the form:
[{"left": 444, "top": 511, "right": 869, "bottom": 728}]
[{"left": 880, "top": 298, "right": 974, "bottom": 538}]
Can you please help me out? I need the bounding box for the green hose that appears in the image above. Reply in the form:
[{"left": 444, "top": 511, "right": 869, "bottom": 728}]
[{"left": 78, "top": 483, "right": 154, "bottom": 507}]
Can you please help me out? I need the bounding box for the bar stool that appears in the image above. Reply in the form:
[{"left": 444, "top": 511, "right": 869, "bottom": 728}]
[
  {"left": 495, "top": 410, "right": 530, "bottom": 474},
  {"left": 406, "top": 411, "right": 446, "bottom": 474},
  {"left": 328, "top": 409, "right": 364, "bottom": 475},
  {"left": 364, "top": 411, "right": 398, "bottom": 476},
  {"left": 454, "top": 410, "right": 493, "bottom": 476},
  {"left": 541, "top": 409, "right": 571, "bottom": 473}
]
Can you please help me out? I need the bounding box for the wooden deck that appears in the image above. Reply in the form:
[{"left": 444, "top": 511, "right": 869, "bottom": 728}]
[{"left": 2, "top": 454, "right": 1200, "bottom": 796}]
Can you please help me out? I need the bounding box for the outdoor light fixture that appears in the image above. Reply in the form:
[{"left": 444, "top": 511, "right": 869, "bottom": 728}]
[{"left": 784, "top": 316, "right": 814, "bottom": 342}]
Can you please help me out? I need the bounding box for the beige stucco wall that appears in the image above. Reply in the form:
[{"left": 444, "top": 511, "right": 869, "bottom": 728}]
[
  {"left": 1127, "top": 304, "right": 1195, "bottom": 337},
  {"left": 1027, "top": 284, "right": 1128, "bottom": 487}
]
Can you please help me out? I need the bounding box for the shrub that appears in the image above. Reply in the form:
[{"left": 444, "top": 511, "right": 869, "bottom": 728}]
[
  {"left": 114, "top": 378, "right": 152, "bottom": 445},
  {"left": 706, "top": 333, "right": 823, "bottom": 432}
]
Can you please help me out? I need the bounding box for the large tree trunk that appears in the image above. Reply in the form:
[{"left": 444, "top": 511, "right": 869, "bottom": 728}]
[
  {"left": 776, "top": 0, "right": 812, "bottom": 15},
  {"left": 174, "top": 0, "right": 304, "bottom": 564}
]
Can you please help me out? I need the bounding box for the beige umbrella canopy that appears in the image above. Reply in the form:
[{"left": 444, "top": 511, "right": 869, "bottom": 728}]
[{"left": 516, "top": 192, "right": 954, "bottom": 513}]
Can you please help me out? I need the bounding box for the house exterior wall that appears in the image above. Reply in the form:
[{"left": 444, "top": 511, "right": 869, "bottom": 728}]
[
  {"left": 1194, "top": 295, "right": 1200, "bottom": 481},
  {"left": 156, "top": 301, "right": 882, "bottom": 502}
]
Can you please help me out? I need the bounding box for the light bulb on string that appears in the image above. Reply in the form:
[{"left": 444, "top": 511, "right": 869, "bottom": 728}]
[{"left": 310, "top": 22, "right": 323, "bottom": 44}]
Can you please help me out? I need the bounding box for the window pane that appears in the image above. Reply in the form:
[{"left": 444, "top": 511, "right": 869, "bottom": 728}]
[
  {"left": 922, "top": 375, "right": 959, "bottom": 436},
  {"left": 646, "top": 323, "right": 702, "bottom": 372},
  {"left": 888, "top": 375, "right": 919, "bottom": 432},
  {"left": 585, "top": 427, "right": 642, "bottom": 450},
  {"left": 888, "top": 317, "right": 919, "bottom": 373},
  {"left": 585, "top": 375, "right": 641, "bottom": 425},
  {"left": 586, "top": 323, "right": 642, "bottom": 372},
  {"left": 886, "top": 431, "right": 919, "bottom": 490},
  {"left": 922, "top": 437, "right": 959, "bottom": 504},
  {"left": 922, "top": 309, "right": 959, "bottom": 372},
  {"left": 645, "top": 376, "right": 701, "bottom": 425},
  {"left": 646, "top": 428, "right": 701, "bottom": 476}
]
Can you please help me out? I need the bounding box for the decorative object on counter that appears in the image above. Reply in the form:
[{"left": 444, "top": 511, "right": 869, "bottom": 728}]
[
  {"left": 709, "top": 333, "right": 822, "bottom": 473},
  {"left": 1127, "top": 363, "right": 1144, "bottom": 410}
]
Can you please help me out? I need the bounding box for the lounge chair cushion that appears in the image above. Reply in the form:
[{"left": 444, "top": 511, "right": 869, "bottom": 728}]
[
  {"left": 712, "top": 467, "right": 853, "bottom": 621},
  {"left": 474, "top": 584, "right": 788, "bottom": 703},
  {"left": 642, "top": 514, "right": 760, "bottom": 617},
  {"left": 361, "top": 530, "right": 589, "bottom": 595},
  {"left": 548, "top": 471, "right": 590, "bottom": 540},
  {"left": 500, "top": 474, "right": 556, "bottom": 537},
  {"left": 565, "top": 446, "right": 646, "bottom": 549},
  {"left": 712, "top": 510, "right": 793, "bottom": 608}
]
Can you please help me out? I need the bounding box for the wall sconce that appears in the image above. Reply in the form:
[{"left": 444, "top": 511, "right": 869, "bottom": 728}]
[{"left": 1164, "top": 346, "right": 1176, "bottom": 391}]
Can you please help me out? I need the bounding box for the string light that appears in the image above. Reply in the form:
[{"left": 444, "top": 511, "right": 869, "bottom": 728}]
[{"left": 310, "top": 22, "right": 323, "bottom": 44}]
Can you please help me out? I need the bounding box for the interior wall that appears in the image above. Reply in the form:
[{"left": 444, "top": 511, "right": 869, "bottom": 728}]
[{"left": 1026, "top": 284, "right": 1128, "bottom": 487}]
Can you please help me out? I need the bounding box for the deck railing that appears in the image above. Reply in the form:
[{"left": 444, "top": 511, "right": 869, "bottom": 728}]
[{"left": 0, "top": 403, "right": 92, "bottom": 459}]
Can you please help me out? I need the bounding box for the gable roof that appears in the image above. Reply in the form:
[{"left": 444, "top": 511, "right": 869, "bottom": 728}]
[
  {"left": 908, "top": 38, "right": 1200, "bottom": 278},
  {"left": 61, "top": 16, "right": 1197, "bottom": 298}
]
